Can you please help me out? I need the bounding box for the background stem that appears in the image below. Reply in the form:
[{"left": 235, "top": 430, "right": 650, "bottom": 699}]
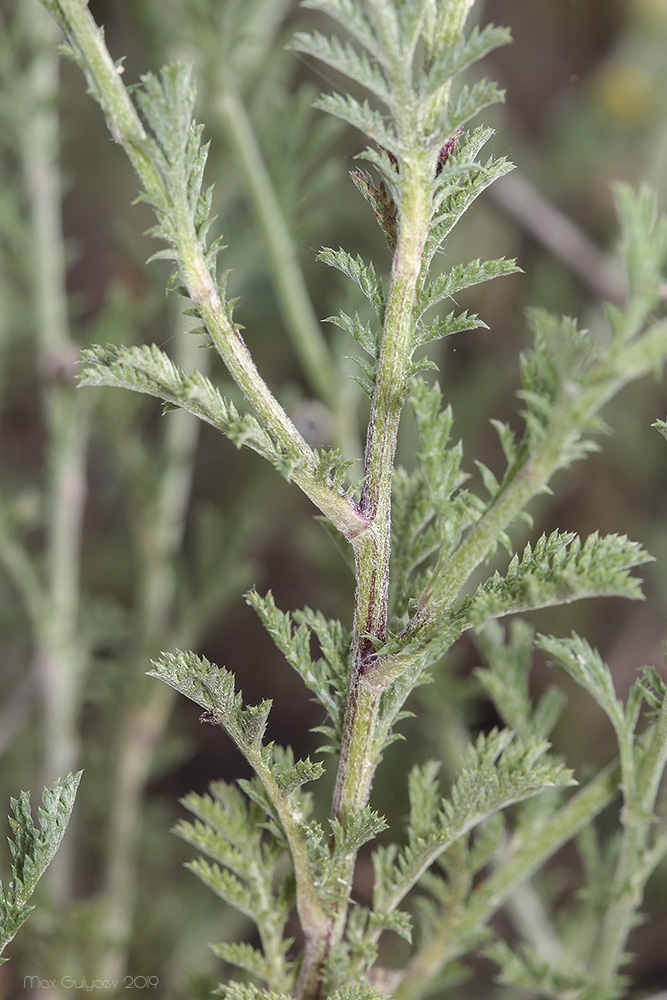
[
  {"left": 215, "top": 87, "right": 346, "bottom": 428},
  {"left": 98, "top": 310, "right": 202, "bottom": 980},
  {"left": 21, "top": 0, "right": 90, "bottom": 908}
]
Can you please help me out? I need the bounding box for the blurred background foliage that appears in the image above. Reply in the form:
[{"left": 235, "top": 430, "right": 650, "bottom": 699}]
[{"left": 0, "top": 0, "right": 666, "bottom": 996}]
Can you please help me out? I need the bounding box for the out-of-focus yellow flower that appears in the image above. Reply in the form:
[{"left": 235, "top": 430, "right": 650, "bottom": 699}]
[
  {"left": 632, "top": 0, "right": 667, "bottom": 32},
  {"left": 596, "top": 63, "right": 657, "bottom": 124}
]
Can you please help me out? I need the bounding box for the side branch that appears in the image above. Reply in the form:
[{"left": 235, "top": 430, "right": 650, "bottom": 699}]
[
  {"left": 45, "top": 0, "right": 367, "bottom": 542},
  {"left": 395, "top": 319, "right": 667, "bottom": 661}
]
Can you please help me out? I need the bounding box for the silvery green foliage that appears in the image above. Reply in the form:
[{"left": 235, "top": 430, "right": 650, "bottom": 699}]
[
  {"left": 0, "top": 772, "right": 81, "bottom": 960},
  {"left": 69, "top": 61, "right": 308, "bottom": 482},
  {"left": 383, "top": 183, "right": 667, "bottom": 663},
  {"left": 245, "top": 590, "right": 350, "bottom": 752},
  {"left": 35, "top": 0, "right": 667, "bottom": 998},
  {"left": 483, "top": 634, "right": 667, "bottom": 999},
  {"left": 78, "top": 344, "right": 293, "bottom": 474}
]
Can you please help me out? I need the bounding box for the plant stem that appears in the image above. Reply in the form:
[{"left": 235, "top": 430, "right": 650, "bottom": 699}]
[
  {"left": 215, "top": 84, "right": 352, "bottom": 440},
  {"left": 299, "top": 145, "right": 436, "bottom": 1000},
  {"left": 187, "top": 4, "right": 358, "bottom": 450},
  {"left": 297, "top": 1, "right": 471, "bottom": 974},
  {"left": 584, "top": 703, "right": 667, "bottom": 998},
  {"left": 392, "top": 764, "right": 621, "bottom": 1000},
  {"left": 584, "top": 820, "right": 647, "bottom": 1000},
  {"left": 98, "top": 311, "right": 202, "bottom": 981},
  {"left": 183, "top": 250, "right": 364, "bottom": 537},
  {"left": 419, "top": 402, "right": 579, "bottom": 619},
  {"left": 397, "top": 322, "right": 667, "bottom": 660},
  {"left": 333, "top": 155, "right": 434, "bottom": 815},
  {"left": 49, "top": 0, "right": 366, "bottom": 541},
  {"left": 22, "top": 0, "right": 90, "bottom": 907}
]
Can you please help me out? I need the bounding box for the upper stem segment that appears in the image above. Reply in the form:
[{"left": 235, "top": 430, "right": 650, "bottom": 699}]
[{"left": 334, "top": 153, "right": 433, "bottom": 822}]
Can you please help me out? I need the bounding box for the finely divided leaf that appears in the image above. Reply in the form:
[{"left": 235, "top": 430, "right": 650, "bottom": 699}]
[
  {"left": 314, "top": 92, "right": 398, "bottom": 151},
  {"left": 317, "top": 808, "right": 388, "bottom": 906},
  {"left": 79, "top": 343, "right": 305, "bottom": 479},
  {"left": 148, "top": 649, "right": 273, "bottom": 759},
  {"left": 536, "top": 634, "right": 624, "bottom": 730},
  {"left": 300, "top": 1, "right": 382, "bottom": 65},
  {"left": 274, "top": 756, "right": 325, "bottom": 797},
  {"left": 414, "top": 309, "right": 486, "bottom": 347},
  {"left": 373, "top": 731, "right": 574, "bottom": 916},
  {"left": 211, "top": 942, "right": 276, "bottom": 986},
  {"left": 216, "top": 984, "right": 293, "bottom": 1000},
  {"left": 612, "top": 183, "right": 667, "bottom": 341},
  {"left": 407, "top": 761, "right": 441, "bottom": 840},
  {"left": 468, "top": 531, "right": 651, "bottom": 627},
  {"left": 420, "top": 23, "right": 512, "bottom": 104},
  {"left": 177, "top": 781, "right": 293, "bottom": 991},
  {"left": 418, "top": 258, "right": 520, "bottom": 317},
  {"left": 318, "top": 249, "right": 384, "bottom": 317},
  {"left": 329, "top": 987, "right": 387, "bottom": 1000},
  {"left": 1, "top": 773, "right": 81, "bottom": 957},
  {"left": 132, "top": 64, "right": 225, "bottom": 285},
  {"left": 78, "top": 343, "right": 263, "bottom": 443},
  {"left": 475, "top": 621, "right": 566, "bottom": 742},
  {"left": 443, "top": 78, "right": 505, "bottom": 138},
  {"left": 487, "top": 941, "right": 592, "bottom": 998},
  {"left": 290, "top": 31, "right": 391, "bottom": 108},
  {"left": 428, "top": 155, "right": 514, "bottom": 260},
  {"left": 327, "top": 310, "right": 380, "bottom": 359},
  {"left": 245, "top": 591, "right": 349, "bottom": 749},
  {"left": 331, "top": 808, "right": 387, "bottom": 856},
  {"left": 391, "top": 380, "right": 475, "bottom": 619},
  {"left": 653, "top": 417, "right": 667, "bottom": 442}
]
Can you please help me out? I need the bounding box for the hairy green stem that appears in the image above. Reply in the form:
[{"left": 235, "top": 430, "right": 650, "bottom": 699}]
[
  {"left": 333, "top": 159, "right": 434, "bottom": 818},
  {"left": 585, "top": 819, "right": 648, "bottom": 1000},
  {"left": 584, "top": 703, "right": 667, "bottom": 997},
  {"left": 186, "top": 2, "right": 349, "bottom": 450},
  {"left": 251, "top": 758, "right": 330, "bottom": 959},
  {"left": 183, "top": 250, "right": 364, "bottom": 537},
  {"left": 304, "top": 144, "right": 436, "bottom": 1000},
  {"left": 398, "top": 328, "right": 667, "bottom": 660},
  {"left": 393, "top": 764, "right": 621, "bottom": 1000},
  {"left": 299, "top": 2, "right": 480, "bottom": 980},
  {"left": 46, "top": 0, "right": 366, "bottom": 542}
]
